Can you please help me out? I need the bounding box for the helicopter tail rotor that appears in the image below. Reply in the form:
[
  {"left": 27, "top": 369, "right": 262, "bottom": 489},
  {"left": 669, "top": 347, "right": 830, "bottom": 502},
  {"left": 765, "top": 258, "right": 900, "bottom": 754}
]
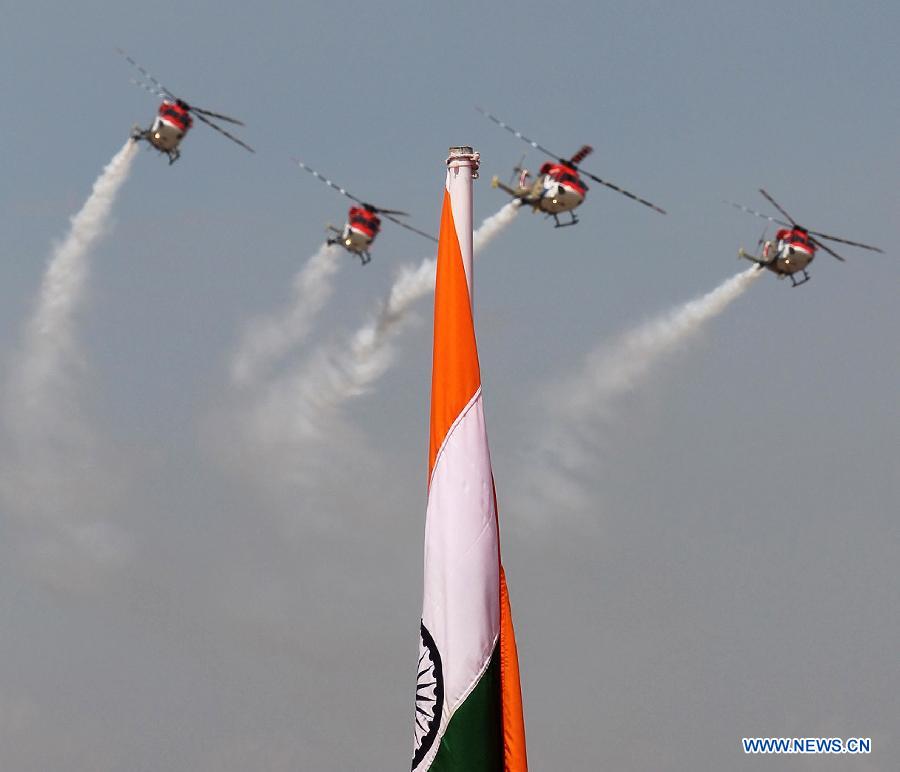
[{"left": 568, "top": 145, "right": 593, "bottom": 166}]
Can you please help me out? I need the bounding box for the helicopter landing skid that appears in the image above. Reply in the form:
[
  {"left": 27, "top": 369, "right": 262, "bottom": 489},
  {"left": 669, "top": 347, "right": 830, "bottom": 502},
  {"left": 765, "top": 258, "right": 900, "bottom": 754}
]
[
  {"left": 552, "top": 213, "right": 579, "bottom": 228},
  {"left": 790, "top": 270, "right": 811, "bottom": 287}
]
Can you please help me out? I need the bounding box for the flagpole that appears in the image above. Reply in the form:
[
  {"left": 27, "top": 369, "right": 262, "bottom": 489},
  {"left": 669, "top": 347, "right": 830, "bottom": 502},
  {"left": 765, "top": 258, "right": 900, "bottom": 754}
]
[
  {"left": 445, "top": 146, "right": 480, "bottom": 297},
  {"left": 414, "top": 145, "right": 525, "bottom": 771}
]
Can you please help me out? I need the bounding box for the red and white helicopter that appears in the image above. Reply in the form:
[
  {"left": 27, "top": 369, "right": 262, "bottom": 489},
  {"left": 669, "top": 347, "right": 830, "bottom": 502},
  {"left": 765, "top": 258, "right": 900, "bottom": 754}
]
[
  {"left": 477, "top": 108, "right": 666, "bottom": 226},
  {"left": 295, "top": 161, "right": 437, "bottom": 265},
  {"left": 729, "top": 189, "right": 884, "bottom": 287},
  {"left": 118, "top": 48, "right": 254, "bottom": 164}
]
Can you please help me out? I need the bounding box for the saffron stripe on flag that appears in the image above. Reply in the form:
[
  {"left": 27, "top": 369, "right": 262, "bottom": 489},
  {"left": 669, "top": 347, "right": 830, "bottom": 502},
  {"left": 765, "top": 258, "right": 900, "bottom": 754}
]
[{"left": 414, "top": 149, "right": 526, "bottom": 771}]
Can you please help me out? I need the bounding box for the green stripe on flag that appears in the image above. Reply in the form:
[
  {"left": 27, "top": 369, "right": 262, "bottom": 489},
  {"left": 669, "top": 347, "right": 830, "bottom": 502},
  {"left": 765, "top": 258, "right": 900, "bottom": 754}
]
[{"left": 429, "top": 648, "right": 502, "bottom": 771}]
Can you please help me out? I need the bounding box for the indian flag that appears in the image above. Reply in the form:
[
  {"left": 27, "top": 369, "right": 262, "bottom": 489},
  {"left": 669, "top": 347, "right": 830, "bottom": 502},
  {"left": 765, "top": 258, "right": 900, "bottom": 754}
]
[{"left": 412, "top": 148, "right": 527, "bottom": 772}]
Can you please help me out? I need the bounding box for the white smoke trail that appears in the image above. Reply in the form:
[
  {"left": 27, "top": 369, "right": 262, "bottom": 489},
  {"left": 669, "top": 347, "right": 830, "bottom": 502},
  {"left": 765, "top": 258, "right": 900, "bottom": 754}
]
[
  {"left": 245, "top": 201, "right": 521, "bottom": 451},
  {"left": 525, "top": 266, "right": 763, "bottom": 511},
  {"left": 1, "top": 140, "right": 139, "bottom": 583},
  {"left": 229, "top": 242, "right": 341, "bottom": 388},
  {"left": 329, "top": 200, "right": 521, "bottom": 396},
  {"left": 12, "top": 139, "right": 139, "bottom": 426},
  {"left": 563, "top": 266, "right": 762, "bottom": 420},
  {"left": 472, "top": 199, "right": 523, "bottom": 253}
]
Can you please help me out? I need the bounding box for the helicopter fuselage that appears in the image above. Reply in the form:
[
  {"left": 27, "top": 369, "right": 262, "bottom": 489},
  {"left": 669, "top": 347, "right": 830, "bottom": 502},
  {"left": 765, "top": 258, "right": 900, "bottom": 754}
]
[
  {"left": 324, "top": 224, "right": 376, "bottom": 264},
  {"left": 326, "top": 206, "right": 382, "bottom": 263},
  {"left": 296, "top": 162, "right": 436, "bottom": 265},
  {"left": 740, "top": 227, "right": 817, "bottom": 286},
  {"left": 337, "top": 224, "right": 376, "bottom": 254},
  {"left": 535, "top": 174, "right": 586, "bottom": 214},
  {"left": 147, "top": 118, "right": 185, "bottom": 152},
  {"left": 493, "top": 163, "right": 587, "bottom": 223},
  {"left": 764, "top": 236, "right": 815, "bottom": 275},
  {"left": 731, "top": 189, "right": 884, "bottom": 287},
  {"left": 120, "top": 51, "right": 253, "bottom": 162},
  {"left": 132, "top": 101, "right": 193, "bottom": 162}
]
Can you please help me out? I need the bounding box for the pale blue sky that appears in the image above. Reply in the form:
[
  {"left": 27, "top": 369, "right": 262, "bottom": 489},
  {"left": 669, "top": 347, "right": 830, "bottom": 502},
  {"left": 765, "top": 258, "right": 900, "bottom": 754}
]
[{"left": 1, "top": 1, "right": 898, "bottom": 769}]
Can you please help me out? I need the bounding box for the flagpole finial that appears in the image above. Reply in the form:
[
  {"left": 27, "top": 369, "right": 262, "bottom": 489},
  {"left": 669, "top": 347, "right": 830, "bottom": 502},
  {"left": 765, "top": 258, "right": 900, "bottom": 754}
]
[{"left": 446, "top": 146, "right": 480, "bottom": 178}]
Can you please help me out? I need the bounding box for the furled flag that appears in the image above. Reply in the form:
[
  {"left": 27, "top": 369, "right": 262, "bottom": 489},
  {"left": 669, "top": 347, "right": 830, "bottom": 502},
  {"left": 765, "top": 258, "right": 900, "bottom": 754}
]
[{"left": 412, "top": 147, "right": 527, "bottom": 772}]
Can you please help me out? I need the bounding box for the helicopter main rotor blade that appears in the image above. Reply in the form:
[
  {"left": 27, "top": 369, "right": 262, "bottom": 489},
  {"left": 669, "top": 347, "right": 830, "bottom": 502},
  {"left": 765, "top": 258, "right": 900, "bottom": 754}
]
[
  {"left": 372, "top": 207, "right": 410, "bottom": 216},
  {"left": 806, "top": 230, "right": 884, "bottom": 253},
  {"left": 809, "top": 237, "right": 846, "bottom": 262},
  {"left": 294, "top": 160, "right": 365, "bottom": 206},
  {"left": 117, "top": 47, "right": 175, "bottom": 99},
  {"left": 193, "top": 112, "right": 255, "bottom": 153},
  {"left": 758, "top": 188, "right": 798, "bottom": 226},
  {"left": 294, "top": 160, "right": 430, "bottom": 231},
  {"left": 129, "top": 77, "right": 168, "bottom": 101},
  {"left": 381, "top": 212, "right": 438, "bottom": 243},
  {"left": 725, "top": 200, "right": 792, "bottom": 228},
  {"left": 190, "top": 106, "right": 245, "bottom": 126},
  {"left": 578, "top": 168, "right": 667, "bottom": 215},
  {"left": 476, "top": 107, "right": 563, "bottom": 163},
  {"left": 735, "top": 191, "right": 882, "bottom": 257}
]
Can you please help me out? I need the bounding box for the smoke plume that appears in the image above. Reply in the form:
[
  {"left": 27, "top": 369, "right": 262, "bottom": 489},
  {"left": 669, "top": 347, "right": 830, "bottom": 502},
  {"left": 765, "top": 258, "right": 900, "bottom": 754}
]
[
  {"left": 229, "top": 243, "right": 341, "bottom": 388},
  {"left": 1, "top": 139, "right": 139, "bottom": 587},
  {"left": 524, "top": 266, "right": 762, "bottom": 511},
  {"left": 12, "top": 140, "right": 139, "bottom": 424},
  {"left": 244, "top": 201, "right": 520, "bottom": 455}
]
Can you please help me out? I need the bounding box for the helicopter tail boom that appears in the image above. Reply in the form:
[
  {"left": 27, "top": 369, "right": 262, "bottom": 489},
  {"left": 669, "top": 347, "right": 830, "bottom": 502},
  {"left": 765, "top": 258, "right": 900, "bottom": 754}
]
[
  {"left": 738, "top": 247, "right": 770, "bottom": 266},
  {"left": 491, "top": 175, "right": 521, "bottom": 198}
]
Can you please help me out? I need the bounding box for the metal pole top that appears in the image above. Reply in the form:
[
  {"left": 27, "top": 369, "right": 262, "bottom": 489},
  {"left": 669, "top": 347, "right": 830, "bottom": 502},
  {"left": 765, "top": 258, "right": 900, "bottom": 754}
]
[{"left": 446, "top": 146, "right": 480, "bottom": 178}]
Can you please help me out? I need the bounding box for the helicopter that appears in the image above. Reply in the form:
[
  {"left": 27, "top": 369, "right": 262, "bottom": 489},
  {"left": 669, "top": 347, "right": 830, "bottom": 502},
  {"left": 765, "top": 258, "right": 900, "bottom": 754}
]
[
  {"left": 729, "top": 189, "right": 884, "bottom": 287},
  {"left": 477, "top": 107, "right": 666, "bottom": 227},
  {"left": 295, "top": 161, "right": 437, "bottom": 265},
  {"left": 117, "top": 48, "right": 254, "bottom": 164}
]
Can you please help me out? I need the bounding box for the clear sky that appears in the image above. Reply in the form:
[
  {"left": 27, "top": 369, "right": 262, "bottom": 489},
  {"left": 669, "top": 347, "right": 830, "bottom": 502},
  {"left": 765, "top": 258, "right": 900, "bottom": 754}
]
[{"left": 1, "top": 1, "right": 898, "bottom": 769}]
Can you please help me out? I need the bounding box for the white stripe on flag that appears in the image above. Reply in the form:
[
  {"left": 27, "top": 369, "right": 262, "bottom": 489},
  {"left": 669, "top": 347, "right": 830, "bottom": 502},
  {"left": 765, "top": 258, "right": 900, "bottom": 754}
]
[{"left": 422, "top": 389, "right": 500, "bottom": 724}]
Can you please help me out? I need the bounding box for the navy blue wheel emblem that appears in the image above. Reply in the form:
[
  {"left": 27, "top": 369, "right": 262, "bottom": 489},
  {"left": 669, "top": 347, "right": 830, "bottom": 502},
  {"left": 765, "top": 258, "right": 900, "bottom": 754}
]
[{"left": 412, "top": 622, "right": 443, "bottom": 769}]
